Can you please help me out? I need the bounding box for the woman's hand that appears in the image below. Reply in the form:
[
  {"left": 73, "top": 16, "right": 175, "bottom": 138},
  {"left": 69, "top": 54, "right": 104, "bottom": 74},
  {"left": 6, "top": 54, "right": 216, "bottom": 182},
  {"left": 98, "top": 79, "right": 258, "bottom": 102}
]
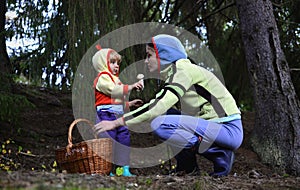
[{"left": 94, "top": 118, "right": 124, "bottom": 134}]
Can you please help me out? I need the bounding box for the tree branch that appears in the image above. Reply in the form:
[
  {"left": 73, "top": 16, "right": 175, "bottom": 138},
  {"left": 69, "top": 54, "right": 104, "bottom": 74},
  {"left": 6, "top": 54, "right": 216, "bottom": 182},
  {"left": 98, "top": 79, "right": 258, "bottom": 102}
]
[
  {"left": 187, "top": 1, "right": 236, "bottom": 31},
  {"left": 165, "top": 0, "right": 185, "bottom": 23},
  {"left": 204, "top": 1, "right": 236, "bottom": 21},
  {"left": 175, "top": 0, "right": 207, "bottom": 26},
  {"left": 142, "top": 0, "right": 163, "bottom": 21}
]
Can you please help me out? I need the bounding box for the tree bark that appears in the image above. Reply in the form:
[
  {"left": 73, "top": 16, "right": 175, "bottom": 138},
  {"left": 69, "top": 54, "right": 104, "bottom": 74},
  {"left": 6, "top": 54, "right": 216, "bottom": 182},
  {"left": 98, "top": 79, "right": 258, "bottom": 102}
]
[
  {"left": 0, "top": 0, "right": 12, "bottom": 92},
  {"left": 236, "top": 0, "right": 300, "bottom": 175}
]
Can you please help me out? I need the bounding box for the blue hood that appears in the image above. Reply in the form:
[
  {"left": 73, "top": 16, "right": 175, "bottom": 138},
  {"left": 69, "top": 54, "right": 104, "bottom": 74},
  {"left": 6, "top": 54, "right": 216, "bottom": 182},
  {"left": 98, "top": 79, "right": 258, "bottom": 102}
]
[{"left": 152, "top": 34, "right": 187, "bottom": 70}]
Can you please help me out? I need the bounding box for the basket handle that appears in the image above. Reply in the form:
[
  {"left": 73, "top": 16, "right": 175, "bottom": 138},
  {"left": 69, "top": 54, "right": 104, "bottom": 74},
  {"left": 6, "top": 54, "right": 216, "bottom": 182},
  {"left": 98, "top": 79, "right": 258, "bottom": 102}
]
[{"left": 67, "top": 118, "right": 96, "bottom": 150}]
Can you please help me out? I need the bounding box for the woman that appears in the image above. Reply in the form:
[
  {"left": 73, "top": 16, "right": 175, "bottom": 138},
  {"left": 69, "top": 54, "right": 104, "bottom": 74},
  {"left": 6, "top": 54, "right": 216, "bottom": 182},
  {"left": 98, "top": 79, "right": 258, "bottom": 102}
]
[{"left": 94, "top": 34, "right": 243, "bottom": 177}]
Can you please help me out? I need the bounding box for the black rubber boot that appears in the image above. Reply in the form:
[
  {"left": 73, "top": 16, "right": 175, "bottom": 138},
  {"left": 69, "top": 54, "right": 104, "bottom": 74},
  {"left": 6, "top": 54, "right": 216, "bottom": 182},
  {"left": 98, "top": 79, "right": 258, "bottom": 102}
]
[
  {"left": 173, "top": 147, "right": 200, "bottom": 176},
  {"left": 200, "top": 144, "right": 235, "bottom": 177}
]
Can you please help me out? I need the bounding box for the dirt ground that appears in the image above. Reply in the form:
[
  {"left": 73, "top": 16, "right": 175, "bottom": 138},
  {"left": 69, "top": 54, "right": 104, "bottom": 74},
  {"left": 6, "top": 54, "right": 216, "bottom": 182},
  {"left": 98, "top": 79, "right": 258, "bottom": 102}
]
[{"left": 0, "top": 85, "right": 299, "bottom": 190}]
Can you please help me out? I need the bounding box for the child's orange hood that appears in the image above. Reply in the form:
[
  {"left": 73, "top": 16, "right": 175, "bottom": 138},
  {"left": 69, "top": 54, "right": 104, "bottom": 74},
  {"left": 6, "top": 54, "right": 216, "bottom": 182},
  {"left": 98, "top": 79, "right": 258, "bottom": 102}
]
[{"left": 92, "top": 48, "right": 116, "bottom": 75}]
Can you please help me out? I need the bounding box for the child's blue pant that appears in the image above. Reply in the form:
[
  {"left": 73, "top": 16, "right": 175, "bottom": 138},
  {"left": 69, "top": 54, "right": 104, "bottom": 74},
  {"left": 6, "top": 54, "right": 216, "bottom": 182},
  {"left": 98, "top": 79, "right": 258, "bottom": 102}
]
[{"left": 96, "top": 111, "right": 130, "bottom": 166}]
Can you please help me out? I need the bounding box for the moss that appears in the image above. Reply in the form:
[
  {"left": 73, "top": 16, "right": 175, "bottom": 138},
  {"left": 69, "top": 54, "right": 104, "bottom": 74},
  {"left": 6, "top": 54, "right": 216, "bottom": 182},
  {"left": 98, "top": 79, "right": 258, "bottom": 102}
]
[{"left": 0, "top": 92, "right": 35, "bottom": 124}]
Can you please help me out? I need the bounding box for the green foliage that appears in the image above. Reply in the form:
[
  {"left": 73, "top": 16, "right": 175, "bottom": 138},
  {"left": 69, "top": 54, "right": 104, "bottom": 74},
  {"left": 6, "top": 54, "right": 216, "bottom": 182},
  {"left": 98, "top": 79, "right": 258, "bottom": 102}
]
[
  {"left": 0, "top": 92, "right": 35, "bottom": 124},
  {"left": 273, "top": 1, "right": 300, "bottom": 97},
  {"left": 4, "top": 0, "right": 299, "bottom": 111},
  {"left": 0, "top": 138, "right": 57, "bottom": 172},
  {"left": 0, "top": 73, "right": 12, "bottom": 93},
  {"left": 193, "top": 179, "right": 208, "bottom": 190},
  {"left": 239, "top": 100, "right": 254, "bottom": 112},
  {"left": 158, "top": 158, "right": 177, "bottom": 175},
  {"left": 0, "top": 139, "right": 20, "bottom": 171}
]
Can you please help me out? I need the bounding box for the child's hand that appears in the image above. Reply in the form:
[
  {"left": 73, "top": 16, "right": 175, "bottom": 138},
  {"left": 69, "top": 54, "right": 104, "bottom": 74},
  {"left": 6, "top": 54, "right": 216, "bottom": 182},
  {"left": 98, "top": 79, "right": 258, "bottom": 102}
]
[
  {"left": 129, "top": 99, "right": 143, "bottom": 107},
  {"left": 136, "top": 74, "right": 144, "bottom": 91},
  {"left": 129, "top": 81, "right": 144, "bottom": 91}
]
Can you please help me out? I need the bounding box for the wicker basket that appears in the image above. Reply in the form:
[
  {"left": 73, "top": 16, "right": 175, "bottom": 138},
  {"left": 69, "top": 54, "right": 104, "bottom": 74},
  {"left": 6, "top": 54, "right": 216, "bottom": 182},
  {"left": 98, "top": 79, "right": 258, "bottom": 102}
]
[{"left": 55, "top": 118, "right": 112, "bottom": 175}]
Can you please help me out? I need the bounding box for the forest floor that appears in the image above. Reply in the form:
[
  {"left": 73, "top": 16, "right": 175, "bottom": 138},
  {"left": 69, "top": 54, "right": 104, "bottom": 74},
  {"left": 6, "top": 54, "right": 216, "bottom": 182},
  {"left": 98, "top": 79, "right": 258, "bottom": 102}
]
[{"left": 0, "top": 84, "right": 299, "bottom": 190}]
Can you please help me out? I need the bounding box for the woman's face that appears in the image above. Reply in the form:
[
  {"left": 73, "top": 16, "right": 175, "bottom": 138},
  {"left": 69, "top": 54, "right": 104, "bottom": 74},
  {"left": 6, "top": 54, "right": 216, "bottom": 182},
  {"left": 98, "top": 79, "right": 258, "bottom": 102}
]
[{"left": 145, "top": 45, "right": 158, "bottom": 72}]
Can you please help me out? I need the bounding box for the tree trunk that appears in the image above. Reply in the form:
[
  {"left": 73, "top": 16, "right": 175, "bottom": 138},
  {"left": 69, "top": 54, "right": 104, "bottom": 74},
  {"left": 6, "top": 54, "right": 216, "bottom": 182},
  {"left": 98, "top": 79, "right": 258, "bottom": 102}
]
[
  {"left": 0, "top": 0, "right": 12, "bottom": 92},
  {"left": 236, "top": 0, "right": 300, "bottom": 175}
]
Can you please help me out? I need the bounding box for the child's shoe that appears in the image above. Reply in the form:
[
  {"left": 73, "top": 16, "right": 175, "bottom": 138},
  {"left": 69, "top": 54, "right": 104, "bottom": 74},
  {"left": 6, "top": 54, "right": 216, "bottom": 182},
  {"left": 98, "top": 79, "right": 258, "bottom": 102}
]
[
  {"left": 109, "top": 164, "right": 116, "bottom": 177},
  {"left": 109, "top": 172, "right": 115, "bottom": 177},
  {"left": 122, "top": 165, "right": 136, "bottom": 177}
]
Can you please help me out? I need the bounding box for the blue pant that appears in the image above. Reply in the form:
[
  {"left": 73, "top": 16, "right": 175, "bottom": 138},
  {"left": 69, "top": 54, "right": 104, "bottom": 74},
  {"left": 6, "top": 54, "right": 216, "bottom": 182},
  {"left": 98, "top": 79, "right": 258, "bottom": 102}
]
[
  {"left": 151, "top": 115, "right": 243, "bottom": 152},
  {"left": 151, "top": 114, "right": 243, "bottom": 175},
  {"left": 96, "top": 111, "right": 130, "bottom": 166}
]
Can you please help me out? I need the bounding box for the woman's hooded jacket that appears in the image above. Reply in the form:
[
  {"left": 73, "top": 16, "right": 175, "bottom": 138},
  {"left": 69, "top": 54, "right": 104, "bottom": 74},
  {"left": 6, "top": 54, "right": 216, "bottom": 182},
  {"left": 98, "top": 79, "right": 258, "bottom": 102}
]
[{"left": 123, "top": 34, "right": 240, "bottom": 126}]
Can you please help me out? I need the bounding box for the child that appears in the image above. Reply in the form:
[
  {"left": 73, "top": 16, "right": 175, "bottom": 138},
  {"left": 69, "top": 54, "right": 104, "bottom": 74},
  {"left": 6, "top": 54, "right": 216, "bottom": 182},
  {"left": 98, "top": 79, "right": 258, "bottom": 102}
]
[{"left": 92, "top": 48, "right": 143, "bottom": 177}]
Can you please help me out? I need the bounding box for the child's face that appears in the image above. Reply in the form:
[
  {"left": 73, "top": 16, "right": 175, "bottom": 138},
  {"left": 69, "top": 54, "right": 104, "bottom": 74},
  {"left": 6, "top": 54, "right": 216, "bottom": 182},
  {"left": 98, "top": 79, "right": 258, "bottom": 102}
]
[
  {"left": 109, "top": 57, "right": 120, "bottom": 75},
  {"left": 145, "top": 45, "right": 158, "bottom": 72}
]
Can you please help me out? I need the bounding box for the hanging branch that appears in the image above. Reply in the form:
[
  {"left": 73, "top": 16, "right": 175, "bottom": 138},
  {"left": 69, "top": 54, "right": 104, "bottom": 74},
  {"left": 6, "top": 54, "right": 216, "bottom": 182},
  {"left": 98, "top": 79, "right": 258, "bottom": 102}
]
[
  {"left": 142, "top": 0, "right": 160, "bottom": 19},
  {"left": 161, "top": 0, "right": 171, "bottom": 22},
  {"left": 186, "top": 1, "right": 236, "bottom": 31},
  {"left": 144, "top": 0, "right": 163, "bottom": 22},
  {"left": 204, "top": 1, "right": 236, "bottom": 22},
  {"left": 175, "top": 0, "right": 207, "bottom": 26},
  {"left": 164, "top": 0, "right": 184, "bottom": 23}
]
